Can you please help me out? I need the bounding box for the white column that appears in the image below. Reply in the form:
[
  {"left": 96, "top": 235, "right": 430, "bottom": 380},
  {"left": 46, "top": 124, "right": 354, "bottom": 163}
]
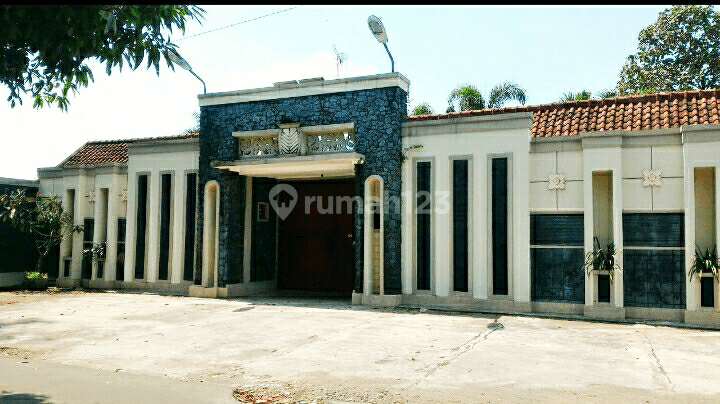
[
  {"left": 171, "top": 171, "right": 185, "bottom": 284},
  {"left": 513, "top": 153, "right": 531, "bottom": 303},
  {"left": 124, "top": 174, "right": 138, "bottom": 282},
  {"left": 71, "top": 170, "right": 89, "bottom": 279},
  {"left": 401, "top": 157, "right": 414, "bottom": 295},
  {"left": 146, "top": 171, "right": 160, "bottom": 282},
  {"left": 583, "top": 164, "right": 595, "bottom": 306},
  {"left": 434, "top": 157, "right": 450, "bottom": 297},
  {"left": 105, "top": 172, "right": 121, "bottom": 281},
  {"left": 684, "top": 162, "right": 698, "bottom": 311},
  {"left": 472, "top": 153, "right": 488, "bottom": 300},
  {"left": 612, "top": 164, "right": 624, "bottom": 308}
]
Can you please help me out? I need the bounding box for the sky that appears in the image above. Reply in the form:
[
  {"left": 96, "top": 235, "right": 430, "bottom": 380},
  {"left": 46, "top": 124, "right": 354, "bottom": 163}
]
[{"left": 1, "top": 5, "right": 670, "bottom": 180}]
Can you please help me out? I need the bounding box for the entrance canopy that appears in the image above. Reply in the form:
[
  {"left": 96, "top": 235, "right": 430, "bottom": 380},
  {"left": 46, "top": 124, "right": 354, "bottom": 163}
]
[{"left": 215, "top": 152, "right": 363, "bottom": 180}]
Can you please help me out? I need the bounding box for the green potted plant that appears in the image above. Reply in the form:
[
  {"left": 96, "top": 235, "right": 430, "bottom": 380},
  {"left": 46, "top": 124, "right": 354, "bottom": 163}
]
[
  {"left": 24, "top": 271, "right": 48, "bottom": 290},
  {"left": 583, "top": 237, "right": 621, "bottom": 279},
  {"left": 582, "top": 237, "right": 621, "bottom": 303},
  {"left": 689, "top": 245, "right": 719, "bottom": 280}
]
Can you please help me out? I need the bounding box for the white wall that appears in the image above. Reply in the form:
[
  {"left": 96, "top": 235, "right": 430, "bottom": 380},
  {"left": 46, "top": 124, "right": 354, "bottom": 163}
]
[
  {"left": 402, "top": 113, "right": 532, "bottom": 302},
  {"left": 683, "top": 126, "right": 720, "bottom": 311},
  {"left": 38, "top": 167, "right": 127, "bottom": 281},
  {"left": 125, "top": 145, "right": 199, "bottom": 285},
  {"left": 529, "top": 149, "right": 584, "bottom": 212}
]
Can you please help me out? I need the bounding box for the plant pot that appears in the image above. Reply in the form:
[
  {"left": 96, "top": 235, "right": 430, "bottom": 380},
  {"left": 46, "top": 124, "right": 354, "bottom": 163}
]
[
  {"left": 594, "top": 270, "right": 611, "bottom": 303},
  {"left": 25, "top": 278, "right": 48, "bottom": 291}
]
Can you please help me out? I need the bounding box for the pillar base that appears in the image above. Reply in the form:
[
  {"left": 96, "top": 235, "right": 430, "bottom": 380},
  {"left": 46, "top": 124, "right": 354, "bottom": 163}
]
[
  {"left": 188, "top": 286, "right": 227, "bottom": 298},
  {"left": 685, "top": 310, "right": 720, "bottom": 327},
  {"left": 357, "top": 293, "right": 402, "bottom": 306},
  {"left": 584, "top": 304, "right": 625, "bottom": 321}
]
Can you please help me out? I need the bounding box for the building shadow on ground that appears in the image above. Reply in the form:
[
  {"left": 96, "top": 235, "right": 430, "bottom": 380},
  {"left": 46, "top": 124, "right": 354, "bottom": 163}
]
[{"left": 0, "top": 391, "right": 52, "bottom": 403}]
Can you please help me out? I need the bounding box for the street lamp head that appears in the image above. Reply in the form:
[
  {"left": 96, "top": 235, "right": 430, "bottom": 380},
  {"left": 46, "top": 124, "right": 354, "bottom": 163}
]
[
  {"left": 168, "top": 49, "right": 192, "bottom": 71},
  {"left": 367, "top": 15, "right": 388, "bottom": 44},
  {"left": 168, "top": 49, "right": 206, "bottom": 94}
]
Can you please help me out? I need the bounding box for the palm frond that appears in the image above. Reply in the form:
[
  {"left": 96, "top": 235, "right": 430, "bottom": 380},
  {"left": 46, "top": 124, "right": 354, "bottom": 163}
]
[
  {"left": 596, "top": 88, "right": 617, "bottom": 99},
  {"left": 488, "top": 81, "right": 527, "bottom": 109}
]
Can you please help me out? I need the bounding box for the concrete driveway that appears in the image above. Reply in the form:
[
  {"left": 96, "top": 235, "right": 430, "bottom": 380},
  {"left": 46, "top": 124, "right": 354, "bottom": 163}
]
[{"left": 1, "top": 290, "right": 720, "bottom": 403}]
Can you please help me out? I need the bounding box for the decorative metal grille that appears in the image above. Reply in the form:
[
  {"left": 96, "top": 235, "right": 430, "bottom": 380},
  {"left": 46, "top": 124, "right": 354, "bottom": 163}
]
[
  {"left": 307, "top": 131, "right": 355, "bottom": 154},
  {"left": 238, "top": 135, "right": 279, "bottom": 158}
]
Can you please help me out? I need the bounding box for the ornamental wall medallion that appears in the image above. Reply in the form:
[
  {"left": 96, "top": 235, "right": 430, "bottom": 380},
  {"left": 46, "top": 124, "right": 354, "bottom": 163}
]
[
  {"left": 643, "top": 169, "right": 662, "bottom": 187},
  {"left": 120, "top": 189, "right": 128, "bottom": 202},
  {"left": 548, "top": 174, "right": 567, "bottom": 190},
  {"left": 87, "top": 191, "right": 96, "bottom": 202}
]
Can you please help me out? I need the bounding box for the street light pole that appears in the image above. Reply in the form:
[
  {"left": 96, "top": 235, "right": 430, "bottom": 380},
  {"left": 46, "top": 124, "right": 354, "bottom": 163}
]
[
  {"left": 368, "top": 15, "right": 395, "bottom": 73},
  {"left": 188, "top": 70, "right": 206, "bottom": 95},
  {"left": 382, "top": 43, "right": 394, "bottom": 73}
]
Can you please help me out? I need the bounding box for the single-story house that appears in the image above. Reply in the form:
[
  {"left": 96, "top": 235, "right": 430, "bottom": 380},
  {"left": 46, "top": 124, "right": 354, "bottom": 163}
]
[{"left": 33, "top": 73, "right": 720, "bottom": 327}]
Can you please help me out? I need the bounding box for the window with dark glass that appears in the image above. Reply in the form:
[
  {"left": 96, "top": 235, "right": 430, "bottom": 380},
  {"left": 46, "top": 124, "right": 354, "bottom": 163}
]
[
  {"left": 135, "top": 175, "right": 148, "bottom": 279},
  {"left": 116, "top": 218, "right": 126, "bottom": 281},
  {"left": 416, "top": 161, "right": 431, "bottom": 291},
  {"left": 184, "top": 173, "right": 197, "bottom": 282},
  {"left": 158, "top": 174, "right": 172, "bottom": 281},
  {"left": 453, "top": 159, "right": 469, "bottom": 292},
  {"left": 491, "top": 157, "right": 508, "bottom": 295}
]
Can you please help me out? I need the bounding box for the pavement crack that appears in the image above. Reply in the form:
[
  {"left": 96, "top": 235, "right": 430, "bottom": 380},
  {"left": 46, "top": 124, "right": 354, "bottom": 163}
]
[
  {"left": 643, "top": 331, "right": 675, "bottom": 392},
  {"left": 414, "top": 316, "right": 502, "bottom": 384}
]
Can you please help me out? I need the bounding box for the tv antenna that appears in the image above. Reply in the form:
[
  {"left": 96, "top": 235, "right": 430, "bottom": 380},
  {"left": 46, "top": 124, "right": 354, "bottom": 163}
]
[{"left": 333, "top": 44, "right": 347, "bottom": 79}]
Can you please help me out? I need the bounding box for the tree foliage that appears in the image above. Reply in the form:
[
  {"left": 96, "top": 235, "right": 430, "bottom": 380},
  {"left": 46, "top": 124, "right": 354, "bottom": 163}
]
[
  {"left": 558, "top": 88, "right": 618, "bottom": 102},
  {"left": 411, "top": 103, "right": 434, "bottom": 115},
  {"left": 0, "top": 5, "right": 204, "bottom": 110},
  {"left": 447, "top": 81, "right": 526, "bottom": 112},
  {"left": 617, "top": 5, "right": 720, "bottom": 95},
  {"left": 559, "top": 90, "right": 592, "bottom": 102},
  {"left": 0, "top": 189, "right": 82, "bottom": 273}
]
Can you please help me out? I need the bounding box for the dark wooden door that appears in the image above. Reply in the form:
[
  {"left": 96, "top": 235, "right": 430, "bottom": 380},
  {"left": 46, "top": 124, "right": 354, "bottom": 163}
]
[{"left": 278, "top": 180, "right": 355, "bottom": 293}]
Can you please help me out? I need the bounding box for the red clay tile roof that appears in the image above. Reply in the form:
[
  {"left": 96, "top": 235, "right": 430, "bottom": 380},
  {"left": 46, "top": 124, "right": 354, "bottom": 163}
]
[
  {"left": 61, "top": 132, "right": 199, "bottom": 167},
  {"left": 407, "top": 89, "right": 720, "bottom": 138}
]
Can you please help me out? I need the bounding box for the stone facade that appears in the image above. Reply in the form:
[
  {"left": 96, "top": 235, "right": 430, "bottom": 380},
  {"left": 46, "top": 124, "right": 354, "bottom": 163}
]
[{"left": 197, "top": 85, "right": 408, "bottom": 292}]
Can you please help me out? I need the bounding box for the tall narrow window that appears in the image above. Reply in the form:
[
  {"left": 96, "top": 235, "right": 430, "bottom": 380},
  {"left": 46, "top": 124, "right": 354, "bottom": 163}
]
[
  {"left": 416, "top": 161, "right": 432, "bottom": 291},
  {"left": 453, "top": 159, "right": 469, "bottom": 292},
  {"left": 135, "top": 174, "right": 148, "bottom": 280},
  {"left": 184, "top": 173, "right": 197, "bottom": 281},
  {"left": 63, "top": 189, "right": 75, "bottom": 278},
  {"left": 116, "top": 218, "right": 126, "bottom": 281},
  {"left": 158, "top": 173, "right": 172, "bottom": 281},
  {"left": 82, "top": 218, "right": 94, "bottom": 280},
  {"left": 492, "top": 157, "right": 508, "bottom": 295}
]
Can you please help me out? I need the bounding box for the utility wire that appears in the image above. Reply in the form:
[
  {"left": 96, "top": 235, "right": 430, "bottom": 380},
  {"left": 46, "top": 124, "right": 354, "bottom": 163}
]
[{"left": 176, "top": 6, "right": 301, "bottom": 41}]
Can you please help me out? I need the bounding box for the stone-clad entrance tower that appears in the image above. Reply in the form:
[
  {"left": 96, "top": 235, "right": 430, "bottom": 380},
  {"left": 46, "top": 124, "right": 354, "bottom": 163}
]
[{"left": 191, "top": 73, "right": 409, "bottom": 300}]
